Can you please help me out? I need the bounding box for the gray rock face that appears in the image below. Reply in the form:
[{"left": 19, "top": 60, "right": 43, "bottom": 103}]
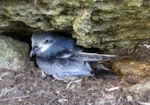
[
  {"left": 0, "top": 35, "right": 29, "bottom": 71},
  {"left": 0, "top": 0, "right": 150, "bottom": 49}
]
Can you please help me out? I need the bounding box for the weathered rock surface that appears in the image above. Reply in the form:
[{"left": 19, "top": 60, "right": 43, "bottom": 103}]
[
  {"left": 108, "top": 44, "right": 150, "bottom": 61},
  {"left": 0, "top": 0, "right": 149, "bottom": 49},
  {"left": 0, "top": 35, "right": 29, "bottom": 71},
  {"left": 128, "top": 81, "right": 150, "bottom": 93},
  {"left": 112, "top": 58, "right": 150, "bottom": 76}
]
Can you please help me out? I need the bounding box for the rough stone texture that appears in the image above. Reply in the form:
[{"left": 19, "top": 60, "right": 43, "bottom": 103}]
[
  {"left": 0, "top": 0, "right": 150, "bottom": 49},
  {"left": 112, "top": 58, "right": 150, "bottom": 76},
  {"left": 0, "top": 35, "right": 29, "bottom": 71},
  {"left": 128, "top": 81, "right": 150, "bottom": 93}
]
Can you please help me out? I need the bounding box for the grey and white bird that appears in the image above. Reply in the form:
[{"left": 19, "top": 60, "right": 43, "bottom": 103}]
[{"left": 30, "top": 32, "right": 118, "bottom": 82}]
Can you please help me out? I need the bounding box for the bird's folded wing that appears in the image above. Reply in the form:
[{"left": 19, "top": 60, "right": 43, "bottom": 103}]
[
  {"left": 54, "top": 49, "right": 74, "bottom": 58},
  {"left": 53, "top": 49, "right": 118, "bottom": 62},
  {"left": 77, "top": 52, "right": 118, "bottom": 61}
]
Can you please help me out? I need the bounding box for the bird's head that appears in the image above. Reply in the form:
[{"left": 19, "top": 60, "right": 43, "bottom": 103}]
[{"left": 30, "top": 32, "right": 56, "bottom": 57}]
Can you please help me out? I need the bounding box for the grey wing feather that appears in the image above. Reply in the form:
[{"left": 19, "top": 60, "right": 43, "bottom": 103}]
[
  {"left": 54, "top": 49, "right": 118, "bottom": 62},
  {"left": 77, "top": 52, "right": 118, "bottom": 61},
  {"left": 51, "top": 57, "right": 92, "bottom": 77}
]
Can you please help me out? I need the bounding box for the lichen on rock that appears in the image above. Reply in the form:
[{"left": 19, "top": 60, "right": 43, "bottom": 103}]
[
  {"left": 0, "top": 0, "right": 150, "bottom": 50},
  {"left": 0, "top": 35, "right": 29, "bottom": 71}
]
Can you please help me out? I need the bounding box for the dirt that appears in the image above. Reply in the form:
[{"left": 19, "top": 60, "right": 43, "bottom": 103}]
[{"left": 0, "top": 61, "right": 149, "bottom": 105}]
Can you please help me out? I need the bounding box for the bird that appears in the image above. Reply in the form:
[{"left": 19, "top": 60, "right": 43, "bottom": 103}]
[{"left": 30, "top": 32, "right": 118, "bottom": 82}]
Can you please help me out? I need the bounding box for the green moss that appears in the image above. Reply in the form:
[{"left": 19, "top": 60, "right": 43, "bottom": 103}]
[
  {"left": 0, "top": 0, "right": 150, "bottom": 50},
  {"left": 0, "top": 35, "right": 29, "bottom": 70}
]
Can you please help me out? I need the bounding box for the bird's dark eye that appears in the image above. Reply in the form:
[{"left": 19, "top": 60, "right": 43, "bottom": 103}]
[
  {"left": 44, "top": 39, "right": 49, "bottom": 43},
  {"left": 44, "top": 39, "right": 54, "bottom": 44}
]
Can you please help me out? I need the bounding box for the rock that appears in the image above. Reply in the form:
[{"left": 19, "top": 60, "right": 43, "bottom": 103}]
[
  {"left": 0, "top": 35, "right": 29, "bottom": 71},
  {"left": 0, "top": 1, "right": 150, "bottom": 50},
  {"left": 112, "top": 58, "right": 150, "bottom": 76},
  {"left": 128, "top": 81, "right": 150, "bottom": 93},
  {"left": 106, "top": 44, "right": 150, "bottom": 62}
]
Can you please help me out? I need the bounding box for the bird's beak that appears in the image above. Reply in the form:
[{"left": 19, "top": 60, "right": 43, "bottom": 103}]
[{"left": 30, "top": 46, "right": 40, "bottom": 57}]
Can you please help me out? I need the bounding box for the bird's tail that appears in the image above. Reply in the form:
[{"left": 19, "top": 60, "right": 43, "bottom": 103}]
[
  {"left": 90, "top": 63, "right": 120, "bottom": 79},
  {"left": 77, "top": 52, "right": 118, "bottom": 61},
  {"left": 93, "top": 68, "right": 120, "bottom": 79}
]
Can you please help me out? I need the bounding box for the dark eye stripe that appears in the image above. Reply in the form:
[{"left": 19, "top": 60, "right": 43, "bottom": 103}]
[
  {"left": 44, "top": 40, "right": 49, "bottom": 43},
  {"left": 44, "top": 39, "right": 53, "bottom": 44},
  {"left": 49, "top": 40, "right": 54, "bottom": 43}
]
